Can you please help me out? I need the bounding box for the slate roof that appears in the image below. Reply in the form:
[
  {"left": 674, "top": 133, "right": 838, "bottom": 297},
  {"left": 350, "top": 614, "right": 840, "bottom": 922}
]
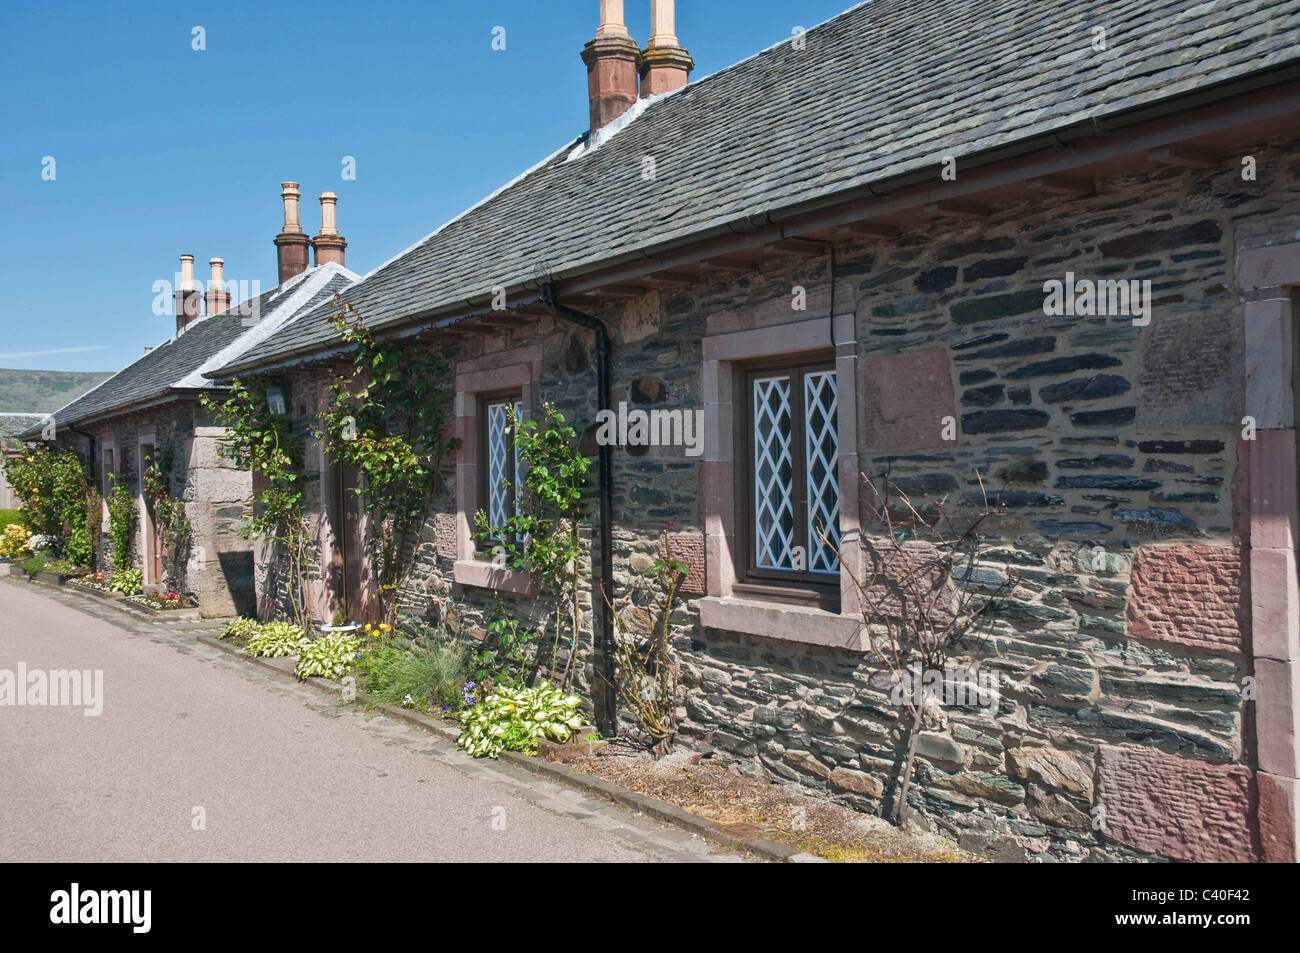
[
  {"left": 217, "top": 0, "right": 1300, "bottom": 375},
  {"left": 32, "top": 264, "right": 357, "bottom": 436},
  {"left": 1, "top": 413, "right": 45, "bottom": 449}
]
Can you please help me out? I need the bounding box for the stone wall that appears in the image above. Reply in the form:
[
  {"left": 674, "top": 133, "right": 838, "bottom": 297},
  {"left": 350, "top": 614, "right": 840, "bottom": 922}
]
[
  {"left": 255, "top": 137, "right": 1300, "bottom": 861},
  {"left": 61, "top": 400, "right": 256, "bottom": 618}
]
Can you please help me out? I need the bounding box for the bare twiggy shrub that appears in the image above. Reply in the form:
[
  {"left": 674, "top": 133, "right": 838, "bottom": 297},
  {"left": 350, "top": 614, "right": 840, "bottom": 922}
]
[
  {"left": 822, "top": 472, "right": 1015, "bottom": 825},
  {"left": 603, "top": 531, "right": 688, "bottom": 758}
]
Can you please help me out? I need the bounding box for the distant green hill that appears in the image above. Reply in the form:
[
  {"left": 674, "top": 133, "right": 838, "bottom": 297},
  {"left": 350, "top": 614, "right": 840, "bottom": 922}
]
[{"left": 0, "top": 368, "right": 114, "bottom": 414}]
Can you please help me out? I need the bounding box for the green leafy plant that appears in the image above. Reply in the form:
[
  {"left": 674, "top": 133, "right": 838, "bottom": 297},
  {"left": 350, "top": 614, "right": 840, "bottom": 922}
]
[
  {"left": 295, "top": 631, "right": 362, "bottom": 680},
  {"left": 457, "top": 681, "right": 585, "bottom": 758},
  {"left": 221, "top": 616, "right": 261, "bottom": 646},
  {"left": 109, "top": 567, "right": 143, "bottom": 595},
  {"left": 143, "top": 450, "right": 192, "bottom": 590},
  {"left": 203, "top": 381, "right": 310, "bottom": 630},
  {"left": 19, "top": 554, "right": 46, "bottom": 578},
  {"left": 245, "top": 620, "right": 309, "bottom": 658},
  {"left": 359, "top": 637, "right": 469, "bottom": 712},
  {"left": 315, "top": 298, "right": 460, "bottom": 625},
  {"left": 41, "top": 557, "right": 87, "bottom": 575},
  {"left": 469, "top": 596, "right": 536, "bottom": 688},
  {"left": 105, "top": 472, "right": 136, "bottom": 574},
  {"left": 1, "top": 445, "right": 91, "bottom": 559},
  {"left": 474, "top": 403, "right": 590, "bottom": 689}
]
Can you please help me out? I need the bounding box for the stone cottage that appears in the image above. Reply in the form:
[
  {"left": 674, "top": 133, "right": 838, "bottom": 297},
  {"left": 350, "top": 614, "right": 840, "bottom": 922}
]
[
  {"left": 32, "top": 186, "right": 357, "bottom": 616},
  {"left": 209, "top": 0, "right": 1300, "bottom": 862}
]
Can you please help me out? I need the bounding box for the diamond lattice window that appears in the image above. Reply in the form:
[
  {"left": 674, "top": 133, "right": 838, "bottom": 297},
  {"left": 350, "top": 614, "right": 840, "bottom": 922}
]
[
  {"left": 486, "top": 399, "right": 522, "bottom": 532},
  {"left": 748, "top": 365, "right": 839, "bottom": 578}
]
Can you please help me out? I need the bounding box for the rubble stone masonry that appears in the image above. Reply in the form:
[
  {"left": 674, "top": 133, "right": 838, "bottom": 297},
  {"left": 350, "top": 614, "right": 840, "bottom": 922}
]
[{"left": 258, "top": 138, "right": 1300, "bottom": 861}]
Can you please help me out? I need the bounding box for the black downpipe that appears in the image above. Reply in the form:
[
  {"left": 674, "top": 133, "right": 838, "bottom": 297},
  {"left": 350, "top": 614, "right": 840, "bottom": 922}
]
[{"left": 539, "top": 283, "right": 618, "bottom": 738}]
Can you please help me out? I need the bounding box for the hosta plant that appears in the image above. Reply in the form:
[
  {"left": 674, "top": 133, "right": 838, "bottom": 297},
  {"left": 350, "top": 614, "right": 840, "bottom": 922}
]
[
  {"left": 295, "top": 631, "right": 362, "bottom": 680},
  {"left": 457, "top": 681, "right": 585, "bottom": 758},
  {"left": 221, "top": 616, "right": 261, "bottom": 645},
  {"left": 245, "top": 621, "right": 308, "bottom": 658},
  {"left": 109, "top": 568, "right": 144, "bottom": 595}
]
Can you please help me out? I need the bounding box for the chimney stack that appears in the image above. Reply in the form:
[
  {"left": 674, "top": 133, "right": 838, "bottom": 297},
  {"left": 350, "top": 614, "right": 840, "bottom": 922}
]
[
  {"left": 640, "top": 0, "right": 693, "bottom": 96},
  {"left": 174, "top": 254, "right": 201, "bottom": 332},
  {"left": 273, "top": 181, "right": 311, "bottom": 285},
  {"left": 580, "top": 0, "right": 640, "bottom": 131},
  {"left": 312, "top": 192, "right": 347, "bottom": 268},
  {"left": 204, "top": 257, "right": 231, "bottom": 316}
]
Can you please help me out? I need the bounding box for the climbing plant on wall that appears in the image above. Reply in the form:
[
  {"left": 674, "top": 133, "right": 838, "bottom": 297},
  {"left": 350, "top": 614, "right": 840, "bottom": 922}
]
[
  {"left": 202, "top": 380, "right": 310, "bottom": 630},
  {"left": 105, "top": 471, "right": 137, "bottom": 574},
  {"left": 474, "top": 402, "right": 590, "bottom": 690},
  {"left": 316, "top": 296, "right": 460, "bottom": 625},
  {"left": 143, "top": 450, "right": 192, "bottom": 591}
]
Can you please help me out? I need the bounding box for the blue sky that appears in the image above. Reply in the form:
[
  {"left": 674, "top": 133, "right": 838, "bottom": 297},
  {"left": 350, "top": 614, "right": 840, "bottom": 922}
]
[{"left": 0, "top": 1, "right": 854, "bottom": 374}]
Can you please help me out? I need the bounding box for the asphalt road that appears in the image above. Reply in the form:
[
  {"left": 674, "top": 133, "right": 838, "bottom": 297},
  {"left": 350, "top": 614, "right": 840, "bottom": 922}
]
[{"left": 0, "top": 577, "right": 737, "bottom": 862}]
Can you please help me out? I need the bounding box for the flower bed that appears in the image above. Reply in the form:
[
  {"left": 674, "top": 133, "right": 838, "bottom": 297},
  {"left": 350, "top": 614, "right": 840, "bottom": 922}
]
[
  {"left": 69, "top": 572, "right": 118, "bottom": 596},
  {"left": 126, "top": 591, "right": 193, "bottom": 611}
]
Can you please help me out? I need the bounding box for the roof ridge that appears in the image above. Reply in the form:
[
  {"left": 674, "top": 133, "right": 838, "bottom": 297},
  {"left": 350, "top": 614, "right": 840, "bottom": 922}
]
[{"left": 179, "top": 264, "right": 358, "bottom": 388}]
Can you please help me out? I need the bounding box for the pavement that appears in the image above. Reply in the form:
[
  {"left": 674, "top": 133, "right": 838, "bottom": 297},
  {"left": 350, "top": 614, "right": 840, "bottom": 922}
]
[{"left": 0, "top": 577, "right": 743, "bottom": 862}]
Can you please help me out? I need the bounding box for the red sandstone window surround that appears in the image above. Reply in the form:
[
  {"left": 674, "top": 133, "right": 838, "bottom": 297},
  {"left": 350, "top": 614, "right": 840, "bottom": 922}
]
[
  {"left": 452, "top": 346, "right": 541, "bottom": 597},
  {"left": 699, "top": 314, "right": 866, "bottom": 649}
]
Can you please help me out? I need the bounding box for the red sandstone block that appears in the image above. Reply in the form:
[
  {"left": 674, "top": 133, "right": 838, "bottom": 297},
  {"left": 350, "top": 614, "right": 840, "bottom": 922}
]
[
  {"left": 1247, "top": 430, "right": 1298, "bottom": 551},
  {"left": 665, "top": 532, "right": 707, "bottom": 596},
  {"left": 862, "top": 348, "right": 955, "bottom": 453},
  {"left": 434, "top": 513, "right": 457, "bottom": 561},
  {"left": 1257, "top": 771, "right": 1298, "bottom": 863},
  {"left": 1126, "top": 545, "right": 1245, "bottom": 653},
  {"left": 1254, "top": 657, "right": 1299, "bottom": 778},
  {"left": 1098, "top": 746, "right": 1256, "bottom": 862},
  {"left": 1251, "top": 546, "right": 1299, "bottom": 661}
]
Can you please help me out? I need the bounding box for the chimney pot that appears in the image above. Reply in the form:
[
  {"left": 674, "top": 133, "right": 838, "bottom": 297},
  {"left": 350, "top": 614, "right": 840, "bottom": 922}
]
[
  {"left": 312, "top": 192, "right": 347, "bottom": 268},
  {"left": 274, "top": 181, "right": 311, "bottom": 285},
  {"left": 205, "top": 257, "right": 231, "bottom": 316},
  {"left": 581, "top": 1, "right": 640, "bottom": 131},
  {"left": 175, "top": 255, "right": 201, "bottom": 332},
  {"left": 595, "top": 0, "right": 629, "bottom": 37},
  {"left": 639, "top": 0, "right": 693, "bottom": 97}
]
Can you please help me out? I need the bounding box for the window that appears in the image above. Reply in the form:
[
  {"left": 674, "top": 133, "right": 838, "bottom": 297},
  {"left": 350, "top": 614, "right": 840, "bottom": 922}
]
[
  {"left": 744, "top": 363, "right": 839, "bottom": 587},
  {"left": 482, "top": 395, "right": 522, "bottom": 539}
]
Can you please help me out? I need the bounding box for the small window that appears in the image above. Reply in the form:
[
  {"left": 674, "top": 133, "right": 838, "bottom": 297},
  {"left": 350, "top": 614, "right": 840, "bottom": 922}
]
[
  {"left": 482, "top": 396, "right": 523, "bottom": 540},
  {"left": 744, "top": 363, "right": 840, "bottom": 588}
]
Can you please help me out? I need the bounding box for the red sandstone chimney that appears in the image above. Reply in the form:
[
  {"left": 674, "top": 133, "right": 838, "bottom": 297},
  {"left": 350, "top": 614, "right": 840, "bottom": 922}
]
[
  {"left": 204, "top": 257, "right": 231, "bottom": 316},
  {"left": 312, "top": 192, "right": 347, "bottom": 268},
  {"left": 273, "top": 182, "right": 311, "bottom": 285},
  {"left": 174, "top": 255, "right": 201, "bottom": 332},
  {"left": 640, "top": 0, "right": 693, "bottom": 96},
  {"left": 580, "top": 0, "right": 640, "bottom": 131}
]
